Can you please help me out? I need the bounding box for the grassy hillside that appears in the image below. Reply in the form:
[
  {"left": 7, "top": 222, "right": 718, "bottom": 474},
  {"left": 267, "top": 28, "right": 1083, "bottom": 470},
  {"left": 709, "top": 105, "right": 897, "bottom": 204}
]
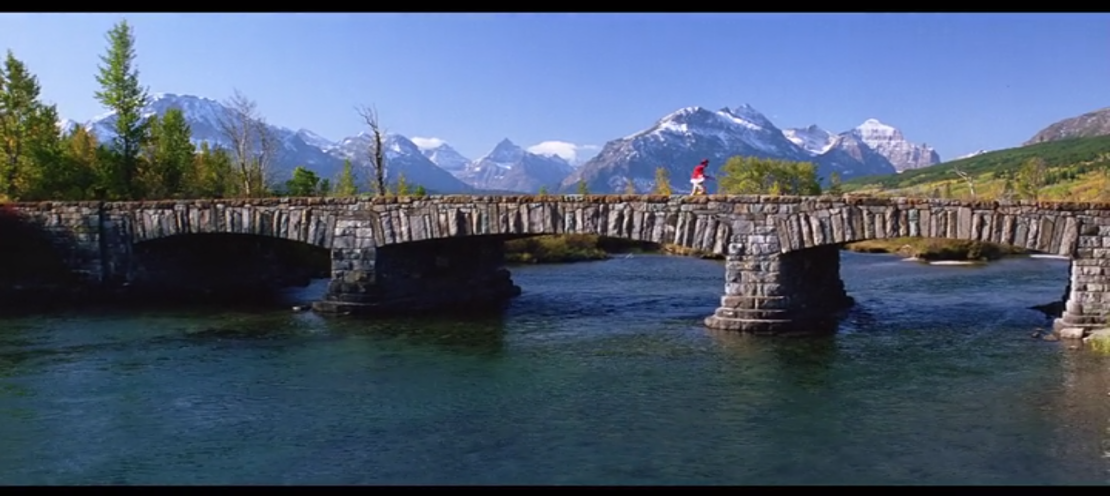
[{"left": 842, "top": 135, "right": 1110, "bottom": 200}]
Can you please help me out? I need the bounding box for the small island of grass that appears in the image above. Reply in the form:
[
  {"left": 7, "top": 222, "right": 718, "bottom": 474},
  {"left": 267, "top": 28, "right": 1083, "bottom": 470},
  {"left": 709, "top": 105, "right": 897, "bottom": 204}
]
[
  {"left": 503, "top": 234, "right": 722, "bottom": 264},
  {"left": 843, "top": 238, "right": 1027, "bottom": 262}
]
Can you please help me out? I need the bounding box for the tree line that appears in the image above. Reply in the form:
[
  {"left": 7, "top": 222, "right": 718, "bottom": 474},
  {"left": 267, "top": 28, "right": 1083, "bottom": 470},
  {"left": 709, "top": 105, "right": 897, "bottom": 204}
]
[{"left": 0, "top": 20, "right": 407, "bottom": 203}]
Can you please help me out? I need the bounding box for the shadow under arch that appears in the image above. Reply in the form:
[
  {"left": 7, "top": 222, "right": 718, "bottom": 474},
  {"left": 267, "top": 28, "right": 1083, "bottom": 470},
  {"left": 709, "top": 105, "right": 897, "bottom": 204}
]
[
  {"left": 128, "top": 232, "right": 331, "bottom": 307},
  {"left": 0, "top": 206, "right": 89, "bottom": 315}
]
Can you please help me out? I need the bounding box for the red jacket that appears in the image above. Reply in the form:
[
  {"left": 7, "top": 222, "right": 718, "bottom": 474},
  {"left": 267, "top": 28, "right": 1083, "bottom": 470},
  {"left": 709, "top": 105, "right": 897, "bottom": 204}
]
[{"left": 692, "top": 164, "right": 707, "bottom": 179}]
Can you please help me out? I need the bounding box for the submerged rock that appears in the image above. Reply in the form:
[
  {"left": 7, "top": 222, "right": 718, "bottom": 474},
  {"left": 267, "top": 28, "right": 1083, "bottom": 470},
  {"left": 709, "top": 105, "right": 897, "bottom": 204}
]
[{"left": 1058, "top": 327, "right": 1086, "bottom": 340}]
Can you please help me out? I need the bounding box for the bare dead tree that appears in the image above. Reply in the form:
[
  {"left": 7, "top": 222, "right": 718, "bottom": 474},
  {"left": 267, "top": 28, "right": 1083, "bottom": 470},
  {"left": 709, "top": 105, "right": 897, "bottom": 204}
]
[
  {"left": 252, "top": 114, "right": 278, "bottom": 195},
  {"left": 355, "top": 104, "right": 387, "bottom": 196},
  {"left": 218, "top": 89, "right": 274, "bottom": 197},
  {"left": 951, "top": 164, "right": 976, "bottom": 200}
]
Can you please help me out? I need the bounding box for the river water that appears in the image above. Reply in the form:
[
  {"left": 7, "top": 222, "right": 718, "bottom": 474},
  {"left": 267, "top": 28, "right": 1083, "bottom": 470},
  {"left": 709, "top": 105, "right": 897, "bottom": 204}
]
[{"left": 2, "top": 251, "right": 1109, "bottom": 485}]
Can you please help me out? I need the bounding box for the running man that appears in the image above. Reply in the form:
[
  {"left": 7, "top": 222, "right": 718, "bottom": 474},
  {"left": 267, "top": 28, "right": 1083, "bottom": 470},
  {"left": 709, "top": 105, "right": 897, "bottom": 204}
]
[{"left": 690, "top": 159, "right": 714, "bottom": 195}]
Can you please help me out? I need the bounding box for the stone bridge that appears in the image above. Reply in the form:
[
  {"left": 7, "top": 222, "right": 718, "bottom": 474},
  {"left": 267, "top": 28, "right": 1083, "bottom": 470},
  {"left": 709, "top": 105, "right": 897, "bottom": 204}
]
[{"left": 1, "top": 195, "right": 1107, "bottom": 336}]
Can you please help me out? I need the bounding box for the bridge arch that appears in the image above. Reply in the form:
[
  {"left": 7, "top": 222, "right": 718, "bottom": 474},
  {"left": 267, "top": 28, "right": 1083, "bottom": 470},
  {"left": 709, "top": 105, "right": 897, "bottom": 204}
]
[
  {"left": 359, "top": 197, "right": 735, "bottom": 256},
  {"left": 773, "top": 200, "right": 1080, "bottom": 256},
  {"left": 118, "top": 201, "right": 335, "bottom": 249}
]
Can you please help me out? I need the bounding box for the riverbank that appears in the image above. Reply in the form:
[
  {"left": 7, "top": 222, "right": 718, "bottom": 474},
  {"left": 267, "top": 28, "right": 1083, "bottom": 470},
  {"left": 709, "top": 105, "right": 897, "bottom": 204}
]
[
  {"left": 843, "top": 238, "right": 1027, "bottom": 262},
  {"left": 503, "top": 235, "right": 723, "bottom": 264}
]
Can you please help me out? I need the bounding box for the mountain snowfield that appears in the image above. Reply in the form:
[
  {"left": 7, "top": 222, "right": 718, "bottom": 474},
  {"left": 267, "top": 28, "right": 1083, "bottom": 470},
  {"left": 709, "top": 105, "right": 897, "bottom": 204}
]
[
  {"left": 560, "top": 105, "right": 941, "bottom": 194},
  {"left": 59, "top": 93, "right": 944, "bottom": 195}
]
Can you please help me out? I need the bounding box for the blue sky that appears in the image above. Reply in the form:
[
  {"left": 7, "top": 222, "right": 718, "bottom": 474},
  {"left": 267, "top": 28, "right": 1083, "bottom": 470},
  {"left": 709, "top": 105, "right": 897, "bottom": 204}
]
[{"left": 1, "top": 13, "right": 1106, "bottom": 162}]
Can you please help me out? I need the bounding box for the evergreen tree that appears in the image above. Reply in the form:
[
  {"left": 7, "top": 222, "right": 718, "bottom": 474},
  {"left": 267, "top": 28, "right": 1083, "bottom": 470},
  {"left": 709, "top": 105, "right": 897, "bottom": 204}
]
[
  {"left": 624, "top": 177, "right": 636, "bottom": 194},
  {"left": 0, "top": 50, "right": 56, "bottom": 199},
  {"left": 285, "top": 166, "right": 322, "bottom": 197},
  {"left": 190, "top": 142, "right": 236, "bottom": 198},
  {"left": 537, "top": 185, "right": 548, "bottom": 195},
  {"left": 827, "top": 171, "right": 843, "bottom": 195},
  {"left": 154, "top": 108, "right": 194, "bottom": 198},
  {"left": 413, "top": 184, "right": 427, "bottom": 197},
  {"left": 334, "top": 158, "right": 357, "bottom": 197},
  {"left": 395, "top": 172, "right": 410, "bottom": 196},
  {"left": 318, "top": 179, "right": 331, "bottom": 197},
  {"left": 43, "top": 125, "right": 100, "bottom": 201},
  {"left": 653, "top": 167, "right": 672, "bottom": 195},
  {"left": 19, "top": 104, "right": 63, "bottom": 200},
  {"left": 576, "top": 179, "right": 589, "bottom": 195},
  {"left": 94, "top": 19, "right": 150, "bottom": 200}
]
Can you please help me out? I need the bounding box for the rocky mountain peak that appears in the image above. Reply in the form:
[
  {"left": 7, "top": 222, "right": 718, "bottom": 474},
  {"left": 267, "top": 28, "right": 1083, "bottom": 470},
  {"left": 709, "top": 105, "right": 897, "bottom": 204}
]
[
  {"left": 1024, "top": 107, "right": 1110, "bottom": 145},
  {"left": 847, "top": 118, "right": 940, "bottom": 172}
]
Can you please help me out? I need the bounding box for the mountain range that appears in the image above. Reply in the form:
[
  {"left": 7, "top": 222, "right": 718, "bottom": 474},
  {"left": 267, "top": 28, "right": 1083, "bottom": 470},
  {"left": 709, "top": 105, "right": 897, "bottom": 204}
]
[{"left": 58, "top": 93, "right": 945, "bottom": 195}]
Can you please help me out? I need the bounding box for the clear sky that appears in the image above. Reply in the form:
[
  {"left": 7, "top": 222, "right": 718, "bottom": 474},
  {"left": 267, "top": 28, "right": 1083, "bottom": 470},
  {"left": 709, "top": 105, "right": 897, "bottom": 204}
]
[{"left": 1, "top": 13, "right": 1107, "bottom": 162}]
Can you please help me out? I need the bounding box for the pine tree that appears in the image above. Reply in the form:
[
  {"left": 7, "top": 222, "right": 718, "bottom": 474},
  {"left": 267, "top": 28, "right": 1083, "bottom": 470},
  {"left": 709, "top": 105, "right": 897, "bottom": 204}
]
[
  {"left": 155, "top": 108, "right": 194, "bottom": 198},
  {"left": 285, "top": 166, "right": 322, "bottom": 197},
  {"left": 827, "top": 171, "right": 843, "bottom": 195},
  {"left": 45, "top": 125, "right": 100, "bottom": 201},
  {"left": 334, "top": 158, "right": 357, "bottom": 197},
  {"left": 624, "top": 177, "right": 636, "bottom": 194},
  {"left": 94, "top": 19, "right": 150, "bottom": 200},
  {"left": 413, "top": 184, "right": 427, "bottom": 197},
  {"left": 18, "top": 104, "right": 63, "bottom": 200},
  {"left": 395, "top": 172, "right": 410, "bottom": 196},
  {"left": 190, "top": 142, "right": 236, "bottom": 198},
  {"left": 0, "top": 50, "right": 55, "bottom": 200},
  {"left": 576, "top": 179, "right": 589, "bottom": 195},
  {"left": 653, "top": 167, "right": 672, "bottom": 195},
  {"left": 538, "top": 185, "right": 548, "bottom": 196}
]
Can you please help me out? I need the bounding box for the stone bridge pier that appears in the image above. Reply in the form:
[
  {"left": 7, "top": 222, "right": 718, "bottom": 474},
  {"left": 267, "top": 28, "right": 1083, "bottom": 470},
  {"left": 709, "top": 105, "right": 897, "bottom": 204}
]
[
  {"left": 314, "top": 236, "right": 521, "bottom": 315},
  {"left": 705, "top": 239, "right": 853, "bottom": 334}
]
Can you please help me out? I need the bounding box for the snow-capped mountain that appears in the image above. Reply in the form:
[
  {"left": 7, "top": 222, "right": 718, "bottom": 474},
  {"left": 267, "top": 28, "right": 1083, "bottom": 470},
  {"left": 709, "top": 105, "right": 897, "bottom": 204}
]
[
  {"left": 561, "top": 105, "right": 896, "bottom": 194},
  {"left": 782, "top": 119, "right": 941, "bottom": 176},
  {"left": 59, "top": 92, "right": 927, "bottom": 196},
  {"left": 525, "top": 141, "right": 600, "bottom": 168},
  {"left": 849, "top": 118, "right": 941, "bottom": 172},
  {"left": 327, "top": 133, "right": 474, "bottom": 193},
  {"left": 817, "top": 132, "right": 901, "bottom": 178},
  {"left": 66, "top": 93, "right": 346, "bottom": 181},
  {"left": 782, "top": 125, "right": 836, "bottom": 156},
  {"left": 61, "top": 93, "right": 478, "bottom": 192},
  {"left": 414, "top": 140, "right": 471, "bottom": 172},
  {"left": 457, "top": 138, "right": 575, "bottom": 193}
]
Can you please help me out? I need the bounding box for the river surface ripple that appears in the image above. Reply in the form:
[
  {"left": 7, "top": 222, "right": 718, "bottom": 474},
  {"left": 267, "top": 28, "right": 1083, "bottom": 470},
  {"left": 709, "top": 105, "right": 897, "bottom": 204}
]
[{"left": 1, "top": 252, "right": 1109, "bottom": 485}]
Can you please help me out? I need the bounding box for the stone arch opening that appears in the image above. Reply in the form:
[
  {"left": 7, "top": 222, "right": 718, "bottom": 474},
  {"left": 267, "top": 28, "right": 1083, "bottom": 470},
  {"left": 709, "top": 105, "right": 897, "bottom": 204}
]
[{"left": 130, "top": 232, "right": 331, "bottom": 305}]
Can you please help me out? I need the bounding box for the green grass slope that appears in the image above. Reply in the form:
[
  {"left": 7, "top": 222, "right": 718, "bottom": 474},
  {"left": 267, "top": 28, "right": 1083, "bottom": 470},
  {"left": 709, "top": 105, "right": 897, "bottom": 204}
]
[{"left": 843, "top": 135, "right": 1110, "bottom": 198}]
